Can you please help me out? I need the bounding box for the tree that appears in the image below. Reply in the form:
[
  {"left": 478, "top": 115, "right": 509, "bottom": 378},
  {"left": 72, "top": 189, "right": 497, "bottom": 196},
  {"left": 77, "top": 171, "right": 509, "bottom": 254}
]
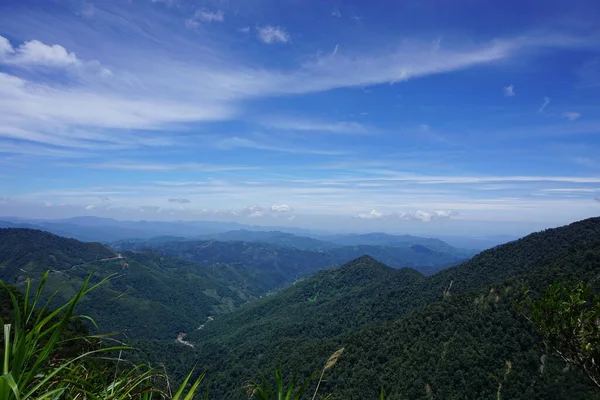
[{"left": 522, "top": 282, "right": 600, "bottom": 389}]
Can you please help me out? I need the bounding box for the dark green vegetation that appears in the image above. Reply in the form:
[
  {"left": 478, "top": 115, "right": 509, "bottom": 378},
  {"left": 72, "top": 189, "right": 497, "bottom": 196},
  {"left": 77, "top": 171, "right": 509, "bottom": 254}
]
[
  {"left": 0, "top": 274, "right": 205, "bottom": 400},
  {"left": 0, "top": 229, "right": 276, "bottom": 340},
  {"left": 2, "top": 217, "right": 600, "bottom": 399},
  {"left": 164, "top": 217, "right": 600, "bottom": 399},
  {"left": 522, "top": 282, "right": 600, "bottom": 388}
]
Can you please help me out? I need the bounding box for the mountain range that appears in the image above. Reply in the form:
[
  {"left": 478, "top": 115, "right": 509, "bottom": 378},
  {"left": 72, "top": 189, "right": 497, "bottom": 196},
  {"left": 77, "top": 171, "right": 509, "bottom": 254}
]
[
  {"left": 1, "top": 217, "right": 599, "bottom": 398},
  {"left": 0, "top": 216, "right": 517, "bottom": 250},
  {"left": 173, "top": 217, "right": 600, "bottom": 398}
]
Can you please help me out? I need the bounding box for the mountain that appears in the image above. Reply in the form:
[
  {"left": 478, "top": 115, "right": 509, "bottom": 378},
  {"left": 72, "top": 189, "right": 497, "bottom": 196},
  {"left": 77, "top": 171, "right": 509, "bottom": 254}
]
[
  {"left": 316, "top": 232, "right": 463, "bottom": 253},
  {"left": 0, "top": 228, "right": 273, "bottom": 340},
  {"left": 0, "top": 217, "right": 267, "bottom": 242},
  {"left": 436, "top": 234, "right": 519, "bottom": 250},
  {"left": 111, "top": 238, "right": 472, "bottom": 281},
  {"left": 162, "top": 217, "right": 600, "bottom": 399},
  {"left": 196, "top": 230, "right": 340, "bottom": 250}
]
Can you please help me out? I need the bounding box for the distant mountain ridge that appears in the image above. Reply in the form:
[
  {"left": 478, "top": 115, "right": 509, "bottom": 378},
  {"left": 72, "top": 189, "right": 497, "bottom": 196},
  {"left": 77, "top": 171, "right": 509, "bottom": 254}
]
[
  {"left": 0, "top": 216, "right": 514, "bottom": 250},
  {"left": 112, "top": 236, "right": 472, "bottom": 279}
]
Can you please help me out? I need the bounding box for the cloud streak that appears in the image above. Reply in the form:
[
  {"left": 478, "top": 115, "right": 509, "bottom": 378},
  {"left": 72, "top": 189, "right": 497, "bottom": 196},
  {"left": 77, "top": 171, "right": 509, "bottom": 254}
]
[{"left": 539, "top": 97, "right": 550, "bottom": 112}]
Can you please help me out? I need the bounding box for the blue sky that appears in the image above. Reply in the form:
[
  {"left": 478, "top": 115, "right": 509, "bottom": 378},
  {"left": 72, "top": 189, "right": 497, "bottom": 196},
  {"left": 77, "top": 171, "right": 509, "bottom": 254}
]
[{"left": 1, "top": 0, "right": 600, "bottom": 235}]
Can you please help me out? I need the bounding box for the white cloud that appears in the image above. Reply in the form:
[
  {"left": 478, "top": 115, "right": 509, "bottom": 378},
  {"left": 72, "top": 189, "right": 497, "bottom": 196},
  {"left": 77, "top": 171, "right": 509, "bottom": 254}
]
[
  {"left": 0, "top": 36, "right": 13, "bottom": 57},
  {"left": 271, "top": 204, "right": 293, "bottom": 212},
  {"left": 261, "top": 118, "right": 372, "bottom": 134},
  {"left": 241, "top": 205, "right": 264, "bottom": 217},
  {"left": 503, "top": 84, "right": 515, "bottom": 97},
  {"left": 256, "top": 26, "right": 290, "bottom": 44},
  {"left": 562, "top": 111, "right": 581, "bottom": 121},
  {"left": 186, "top": 9, "right": 224, "bottom": 28},
  {"left": 356, "top": 209, "right": 457, "bottom": 222},
  {"left": 87, "top": 161, "right": 253, "bottom": 171},
  {"left": 216, "top": 136, "right": 348, "bottom": 155},
  {"left": 0, "top": 20, "right": 595, "bottom": 160},
  {"left": 331, "top": 8, "right": 341, "bottom": 18},
  {"left": 403, "top": 210, "right": 457, "bottom": 222},
  {"left": 0, "top": 36, "right": 80, "bottom": 67},
  {"left": 85, "top": 204, "right": 95, "bottom": 210},
  {"left": 539, "top": 97, "right": 550, "bottom": 112},
  {"left": 238, "top": 26, "right": 250, "bottom": 33},
  {"left": 357, "top": 209, "right": 385, "bottom": 219}
]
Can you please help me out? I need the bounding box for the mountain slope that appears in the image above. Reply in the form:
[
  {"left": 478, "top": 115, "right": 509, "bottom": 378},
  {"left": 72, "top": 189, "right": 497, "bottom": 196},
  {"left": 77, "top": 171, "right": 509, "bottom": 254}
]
[
  {"left": 0, "top": 228, "right": 271, "bottom": 339},
  {"left": 174, "top": 217, "right": 600, "bottom": 398},
  {"left": 0, "top": 228, "right": 116, "bottom": 283}
]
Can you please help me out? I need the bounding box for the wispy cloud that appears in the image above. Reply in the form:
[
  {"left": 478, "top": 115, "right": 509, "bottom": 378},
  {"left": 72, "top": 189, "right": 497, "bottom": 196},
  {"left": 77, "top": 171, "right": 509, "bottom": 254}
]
[
  {"left": 503, "top": 84, "right": 515, "bottom": 97},
  {"left": 186, "top": 9, "right": 224, "bottom": 28},
  {"left": 85, "top": 161, "right": 257, "bottom": 171},
  {"left": 0, "top": 26, "right": 594, "bottom": 159},
  {"left": 256, "top": 25, "right": 290, "bottom": 44},
  {"left": 331, "top": 8, "right": 341, "bottom": 18},
  {"left": 539, "top": 97, "right": 550, "bottom": 112},
  {"left": 332, "top": 44, "right": 339, "bottom": 57},
  {"left": 216, "top": 136, "right": 348, "bottom": 155},
  {"left": 260, "top": 118, "right": 373, "bottom": 134},
  {"left": 562, "top": 111, "right": 582, "bottom": 120},
  {"left": 356, "top": 209, "right": 458, "bottom": 222}
]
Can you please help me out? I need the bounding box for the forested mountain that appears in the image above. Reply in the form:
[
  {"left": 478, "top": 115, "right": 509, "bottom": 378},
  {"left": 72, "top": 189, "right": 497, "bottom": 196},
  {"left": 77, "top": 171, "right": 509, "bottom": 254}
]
[
  {"left": 157, "top": 217, "right": 600, "bottom": 399},
  {"left": 112, "top": 238, "right": 470, "bottom": 279},
  {"left": 2, "top": 219, "right": 600, "bottom": 398},
  {"left": 0, "top": 228, "right": 116, "bottom": 282},
  {"left": 0, "top": 228, "right": 277, "bottom": 339}
]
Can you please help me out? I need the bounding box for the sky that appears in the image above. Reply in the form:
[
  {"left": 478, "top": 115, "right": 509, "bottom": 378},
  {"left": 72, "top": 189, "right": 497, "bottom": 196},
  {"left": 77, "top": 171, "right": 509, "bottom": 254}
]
[{"left": 1, "top": 0, "right": 600, "bottom": 236}]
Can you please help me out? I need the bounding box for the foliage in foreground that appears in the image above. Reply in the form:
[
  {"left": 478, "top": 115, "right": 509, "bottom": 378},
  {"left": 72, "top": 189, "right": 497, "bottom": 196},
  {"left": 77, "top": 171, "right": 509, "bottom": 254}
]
[
  {"left": 0, "top": 272, "right": 204, "bottom": 400},
  {"left": 521, "top": 281, "right": 600, "bottom": 389},
  {"left": 0, "top": 271, "right": 352, "bottom": 400}
]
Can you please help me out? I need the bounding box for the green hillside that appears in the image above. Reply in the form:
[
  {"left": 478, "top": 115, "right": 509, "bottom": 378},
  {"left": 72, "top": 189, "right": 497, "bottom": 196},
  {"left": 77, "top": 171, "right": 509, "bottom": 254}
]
[
  {"left": 169, "top": 217, "right": 600, "bottom": 399},
  {"left": 0, "top": 228, "right": 116, "bottom": 283},
  {"left": 0, "top": 228, "right": 272, "bottom": 339}
]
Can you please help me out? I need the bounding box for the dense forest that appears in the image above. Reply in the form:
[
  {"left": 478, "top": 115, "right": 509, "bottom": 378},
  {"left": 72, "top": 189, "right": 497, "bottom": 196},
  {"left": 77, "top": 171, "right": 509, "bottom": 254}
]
[
  {"left": 0, "top": 229, "right": 277, "bottom": 339},
  {"left": 172, "top": 217, "right": 600, "bottom": 398},
  {"left": 1, "top": 218, "right": 600, "bottom": 398}
]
